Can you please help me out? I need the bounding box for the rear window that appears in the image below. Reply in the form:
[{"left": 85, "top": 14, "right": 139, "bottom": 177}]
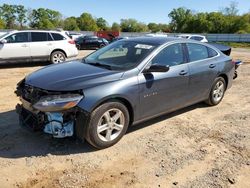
[
  {"left": 31, "top": 32, "right": 47, "bottom": 42},
  {"left": 51, "top": 33, "right": 66, "bottom": 41}
]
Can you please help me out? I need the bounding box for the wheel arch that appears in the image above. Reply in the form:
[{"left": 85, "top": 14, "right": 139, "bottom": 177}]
[
  {"left": 51, "top": 49, "right": 67, "bottom": 58},
  {"left": 218, "top": 73, "right": 228, "bottom": 89},
  {"left": 90, "top": 96, "right": 134, "bottom": 126}
]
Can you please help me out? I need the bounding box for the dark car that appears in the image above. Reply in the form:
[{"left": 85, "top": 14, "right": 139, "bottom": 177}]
[
  {"left": 75, "top": 35, "right": 109, "bottom": 50},
  {"left": 16, "top": 37, "right": 235, "bottom": 149}
]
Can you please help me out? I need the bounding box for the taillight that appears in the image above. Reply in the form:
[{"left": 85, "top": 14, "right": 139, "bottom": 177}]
[
  {"left": 68, "top": 40, "right": 75, "bottom": 44},
  {"left": 231, "top": 60, "right": 236, "bottom": 65}
]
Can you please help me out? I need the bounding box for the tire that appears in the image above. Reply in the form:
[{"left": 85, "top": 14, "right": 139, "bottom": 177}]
[
  {"left": 205, "top": 77, "right": 226, "bottom": 106},
  {"left": 99, "top": 43, "right": 105, "bottom": 48},
  {"left": 50, "top": 51, "right": 66, "bottom": 64},
  {"left": 84, "top": 102, "right": 129, "bottom": 149},
  {"left": 76, "top": 44, "right": 81, "bottom": 50}
]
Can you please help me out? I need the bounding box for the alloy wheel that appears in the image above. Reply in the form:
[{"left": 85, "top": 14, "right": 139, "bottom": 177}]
[
  {"left": 212, "top": 80, "right": 225, "bottom": 102},
  {"left": 97, "top": 108, "right": 125, "bottom": 142},
  {"left": 52, "top": 53, "right": 65, "bottom": 63}
]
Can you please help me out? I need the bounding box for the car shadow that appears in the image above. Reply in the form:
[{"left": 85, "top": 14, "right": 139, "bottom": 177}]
[
  {"left": 0, "top": 102, "right": 208, "bottom": 159},
  {"left": 0, "top": 61, "right": 50, "bottom": 69}
]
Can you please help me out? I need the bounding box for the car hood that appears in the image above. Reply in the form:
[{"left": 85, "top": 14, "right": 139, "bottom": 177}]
[{"left": 25, "top": 60, "right": 124, "bottom": 91}]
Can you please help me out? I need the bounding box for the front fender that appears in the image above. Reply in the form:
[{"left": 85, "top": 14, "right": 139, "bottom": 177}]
[{"left": 77, "top": 76, "right": 140, "bottom": 119}]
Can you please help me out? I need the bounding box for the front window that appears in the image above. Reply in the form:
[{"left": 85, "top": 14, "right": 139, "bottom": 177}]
[
  {"left": 5, "top": 32, "right": 29, "bottom": 43},
  {"left": 151, "top": 43, "right": 184, "bottom": 67},
  {"left": 84, "top": 41, "right": 156, "bottom": 70}
]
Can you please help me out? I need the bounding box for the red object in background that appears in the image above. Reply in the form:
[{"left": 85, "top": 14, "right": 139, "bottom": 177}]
[{"left": 95, "top": 31, "right": 120, "bottom": 41}]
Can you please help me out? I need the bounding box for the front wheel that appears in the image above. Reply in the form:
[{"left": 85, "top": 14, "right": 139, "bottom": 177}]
[
  {"left": 84, "top": 102, "right": 129, "bottom": 149},
  {"left": 205, "top": 77, "right": 226, "bottom": 106}
]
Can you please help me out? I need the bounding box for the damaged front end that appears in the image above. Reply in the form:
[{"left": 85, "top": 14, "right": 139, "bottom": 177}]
[{"left": 15, "top": 79, "right": 84, "bottom": 138}]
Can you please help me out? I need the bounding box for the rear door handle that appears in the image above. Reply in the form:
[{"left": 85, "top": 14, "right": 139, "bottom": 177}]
[
  {"left": 179, "top": 70, "right": 188, "bottom": 76},
  {"left": 47, "top": 43, "right": 52, "bottom": 46},
  {"left": 21, "top": 44, "right": 28, "bottom": 47},
  {"left": 209, "top": 64, "right": 216, "bottom": 69}
]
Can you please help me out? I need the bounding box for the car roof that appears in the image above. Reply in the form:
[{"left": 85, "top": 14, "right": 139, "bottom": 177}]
[{"left": 126, "top": 36, "right": 182, "bottom": 45}]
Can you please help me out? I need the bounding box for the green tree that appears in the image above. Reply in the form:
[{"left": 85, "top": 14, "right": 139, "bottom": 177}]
[
  {"left": 168, "top": 7, "right": 193, "bottom": 32},
  {"left": 111, "top": 22, "right": 120, "bottom": 31},
  {"left": 77, "top": 13, "right": 98, "bottom": 31},
  {"left": 148, "top": 23, "right": 160, "bottom": 33},
  {"left": 64, "top": 17, "right": 79, "bottom": 31},
  {"left": 96, "top": 17, "right": 108, "bottom": 31},
  {"left": 0, "top": 18, "right": 5, "bottom": 29},
  {"left": 0, "top": 4, "right": 16, "bottom": 28},
  {"left": 120, "top": 19, "right": 148, "bottom": 32},
  {"left": 15, "top": 5, "right": 27, "bottom": 28},
  {"left": 29, "top": 8, "right": 62, "bottom": 29}
]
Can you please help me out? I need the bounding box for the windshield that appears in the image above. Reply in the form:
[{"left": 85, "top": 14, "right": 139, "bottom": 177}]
[{"left": 84, "top": 41, "right": 156, "bottom": 71}]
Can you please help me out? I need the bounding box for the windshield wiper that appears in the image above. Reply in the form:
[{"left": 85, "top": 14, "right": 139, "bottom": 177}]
[{"left": 86, "top": 62, "right": 113, "bottom": 70}]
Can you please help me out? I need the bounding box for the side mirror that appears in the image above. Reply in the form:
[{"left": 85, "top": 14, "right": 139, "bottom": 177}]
[
  {"left": 143, "top": 64, "right": 170, "bottom": 73},
  {"left": 0, "top": 39, "right": 7, "bottom": 44}
]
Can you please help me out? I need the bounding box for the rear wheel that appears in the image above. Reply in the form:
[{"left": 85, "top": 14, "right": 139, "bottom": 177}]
[
  {"left": 84, "top": 102, "right": 129, "bottom": 149},
  {"left": 205, "top": 77, "right": 226, "bottom": 106},
  {"left": 99, "top": 43, "right": 105, "bottom": 48},
  {"left": 50, "top": 51, "right": 66, "bottom": 64}
]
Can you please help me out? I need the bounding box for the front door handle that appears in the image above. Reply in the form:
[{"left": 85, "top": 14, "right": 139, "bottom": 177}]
[
  {"left": 21, "top": 44, "right": 28, "bottom": 47},
  {"left": 209, "top": 64, "right": 216, "bottom": 69},
  {"left": 179, "top": 70, "right": 188, "bottom": 76},
  {"left": 47, "top": 43, "right": 52, "bottom": 46}
]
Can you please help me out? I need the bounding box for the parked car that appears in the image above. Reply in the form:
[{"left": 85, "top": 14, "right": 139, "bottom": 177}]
[
  {"left": 16, "top": 37, "right": 234, "bottom": 149},
  {"left": 0, "top": 30, "right": 78, "bottom": 64},
  {"left": 111, "top": 36, "right": 129, "bottom": 43},
  {"left": 177, "top": 34, "right": 208, "bottom": 42},
  {"left": 75, "top": 35, "right": 109, "bottom": 50},
  {"left": 68, "top": 32, "right": 84, "bottom": 40},
  {"left": 145, "top": 33, "right": 168, "bottom": 37}
]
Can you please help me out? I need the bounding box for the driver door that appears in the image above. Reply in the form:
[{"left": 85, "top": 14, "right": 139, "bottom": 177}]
[
  {"left": 138, "top": 43, "right": 190, "bottom": 119},
  {"left": 0, "top": 32, "right": 30, "bottom": 63}
]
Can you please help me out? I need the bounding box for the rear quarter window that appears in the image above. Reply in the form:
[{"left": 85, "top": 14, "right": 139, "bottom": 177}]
[
  {"left": 207, "top": 47, "right": 218, "bottom": 57},
  {"left": 51, "top": 33, "right": 66, "bottom": 41}
]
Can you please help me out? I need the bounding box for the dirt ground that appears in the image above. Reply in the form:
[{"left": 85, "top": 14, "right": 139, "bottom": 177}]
[{"left": 0, "top": 48, "right": 249, "bottom": 188}]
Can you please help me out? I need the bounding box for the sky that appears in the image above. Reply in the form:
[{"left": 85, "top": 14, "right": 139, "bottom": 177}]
[{"left": 0, "top": 0, "right": 250, "bottom": 25}]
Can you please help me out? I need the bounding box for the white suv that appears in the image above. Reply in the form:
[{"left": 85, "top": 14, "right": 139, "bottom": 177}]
[
  {"left": 177, "top": 34, "right": 208, "bottom": 43},
  {"left": 0, "top": 30, "right": 78, "bottom": 64}
]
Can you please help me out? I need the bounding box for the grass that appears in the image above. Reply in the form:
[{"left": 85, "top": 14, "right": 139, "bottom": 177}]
[{"left": 217, "top": 42, "right": 250, "bottom": 48}]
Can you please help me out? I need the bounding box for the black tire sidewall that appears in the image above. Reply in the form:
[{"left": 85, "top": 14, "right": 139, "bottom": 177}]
[
  {"left": 86, "top": 102, "right": 129, "bottom": 149},
  {"left": 209, "top": 77, "right": 226, "bottom": 105}
]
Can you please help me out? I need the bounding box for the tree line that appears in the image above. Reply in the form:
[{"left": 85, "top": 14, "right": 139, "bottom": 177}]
[{"left": 0, "top": 2, "right": 249, "bottom": 33}]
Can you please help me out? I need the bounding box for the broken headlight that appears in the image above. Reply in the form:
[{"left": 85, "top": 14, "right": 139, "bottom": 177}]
[{"left": 33, "top": 94, "right": 83, "bottom": 112}]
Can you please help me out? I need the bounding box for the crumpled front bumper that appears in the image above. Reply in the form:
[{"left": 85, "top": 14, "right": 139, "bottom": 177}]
[
  {"left": 16, "top": 104, "right": 75, "bottom": 138},
  {"left": 16, "top": 104, "right": 45, "bottom": 131}
]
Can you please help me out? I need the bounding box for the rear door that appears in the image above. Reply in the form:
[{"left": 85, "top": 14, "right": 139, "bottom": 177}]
[
  {"left": 29, "top": 32, "right": 53, "bottom": 61},
  {"left": 0, "top": 32, "right": 30, "bottom": 63},
  {"left": 185, "top": 43, "right": 220, "bottom": 102}
]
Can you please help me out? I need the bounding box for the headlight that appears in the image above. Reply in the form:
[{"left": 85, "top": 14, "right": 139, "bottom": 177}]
[{"left": 33, "top": 94, "right": 83, "bottom": 112}]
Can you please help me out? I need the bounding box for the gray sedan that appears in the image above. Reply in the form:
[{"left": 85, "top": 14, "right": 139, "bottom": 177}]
[{"left": 16, "top": 37, "right": 234, "bottom": 149}]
